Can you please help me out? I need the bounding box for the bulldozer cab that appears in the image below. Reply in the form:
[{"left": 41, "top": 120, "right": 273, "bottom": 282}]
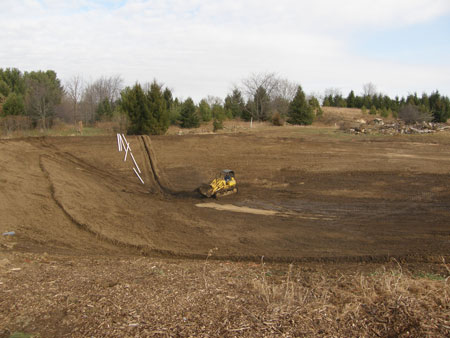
[{"left": 222, "top": 169, "right": 235, "bottom": 182}]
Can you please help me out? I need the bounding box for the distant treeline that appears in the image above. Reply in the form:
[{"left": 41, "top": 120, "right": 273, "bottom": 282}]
[
  {"left": 1, "top": 68, "right": 449, "bottom": 135},
  {"left": 323, "top": 89, "right": 450, "bottom": 123}
]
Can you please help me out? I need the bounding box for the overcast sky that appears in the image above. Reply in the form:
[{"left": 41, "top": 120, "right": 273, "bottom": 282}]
[{"left": 1, "top": 0, "right": 449, "bottom": 100}]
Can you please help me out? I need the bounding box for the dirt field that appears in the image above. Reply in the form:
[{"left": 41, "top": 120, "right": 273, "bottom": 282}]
[{"left": 1, "top": 123, "right": 450, "bottom": 336}]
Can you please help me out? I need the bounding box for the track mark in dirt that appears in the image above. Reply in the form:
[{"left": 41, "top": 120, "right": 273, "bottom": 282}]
[{"left": 196, "top": 202, "right": 334, "bottom": 220}]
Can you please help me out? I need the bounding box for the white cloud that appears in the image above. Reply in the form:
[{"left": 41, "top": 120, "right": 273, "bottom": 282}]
[{"left": 0, "top": 0, "right": 449, "bottom": 99}]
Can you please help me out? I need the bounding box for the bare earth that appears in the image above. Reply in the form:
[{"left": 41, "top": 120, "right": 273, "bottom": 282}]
[{"left": 1, "top": 124, "right": 449, "bottom": 336}]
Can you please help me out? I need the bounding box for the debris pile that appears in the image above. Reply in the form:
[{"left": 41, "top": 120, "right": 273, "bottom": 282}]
[{"left": 344, "top": 119, "right": 450, "bottom": 135}]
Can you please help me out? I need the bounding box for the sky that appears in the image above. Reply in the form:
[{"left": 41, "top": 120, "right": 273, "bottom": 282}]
[{"left": 1, "top": 0, "right": 449, "bottom": 100}]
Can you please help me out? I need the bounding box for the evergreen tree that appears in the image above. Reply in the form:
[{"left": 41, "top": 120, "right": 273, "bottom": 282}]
[
  {"left": 333, "top": 94, "right": 346, "bottom": 107},
  {"left": 0, "top": 94, "right": 5, "bottom": 115},
  {"left": 428, "top": 90, "right": 449, "bottom": 122},
  {"left": 346, "top": 90, "right": 356, "bottom": 108},
  {"left": 121, "top": 82, "right": 170, "bottom": 135},
  {"left": 163, "top": 87, "right": 173, "bottom": 111},
  {"left": 2, "top": 92, "right": 25, "bottom": 116},
  {"left": 212, "top": 104, "right": 226, "bottom": 132},
  {"left": 241, "top": 100, "right": 254, "bottom": 121},
  {"left": 253, "top": 86, "right": 270, "bottom": 120},
  {"left": 287, "top": 86, "right": 314, "bottom": 125},
  {"left": 0, "top": 80, "right": 10, "bottom": 97},
  {"left": 354, "top": 96, "right": 363, "bottom": 108},
  {"left": 211, "top": 103, "right": 225, "bottom": 120},
  {"left": 322, "top": 96, "right": 331, "bottom": 106},
  {"left": 363, "top": 95, "right": 372, "bottom": 108},
  {"left": 198, "top": 99, "right": 212, "bottom": 122},
  {"left": 309, "top": 96, "right": 323, "bottom": 117},
  {"left": 0, "top": 68, "right": 26, "bottom": 95},
  {"left": 146, "top": 81, "right": 169, "bottom": 134},
  {"left": 421, "top": 93, "right": 430, "bottom": 111},
  {"left": 372, "top": 95, "right": 380, "bottom": 109},
  {"left": 121, "top": 83, "right": 155, "bottom": 135},
  {"left": 168, "top": 98, "right": 182, "bottom": 125},
  {"left": 224, "top": 89, "right": 245, "bottom": 118},
  {"left": 96, "top": 98, "right": 113, "bottom": 120},
  {"left": 380, "top": 107, "right": 389, "bottom": 118},
  {"left": 179, "top": 98, "right": 200, "bottom": 128},
  {"left": 24, "top": 70, "right": 63, "bottom": 128}
]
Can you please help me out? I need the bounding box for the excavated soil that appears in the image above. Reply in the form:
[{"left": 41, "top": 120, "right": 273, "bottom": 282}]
[
  {"left": 1, "top": 126, "right": 450, "bottom": 336},
  {"left": 1, "top": 129, "right": 450, "bottom": 262}
]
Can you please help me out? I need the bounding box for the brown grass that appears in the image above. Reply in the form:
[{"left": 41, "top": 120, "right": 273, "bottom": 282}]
[{"left": 1, "top": 251, "right": 448, "bottom": 337}]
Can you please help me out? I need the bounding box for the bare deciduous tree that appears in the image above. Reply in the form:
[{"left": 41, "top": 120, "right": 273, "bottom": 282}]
[
  {"left": 398, "top": 104, "right": 432, "bottom": 124},
  {"left": 241, "top": 72, "right": 279, "bottom": 121},
  {"left": 271, "top": 78, "right": 299, "bottom": 116},
  {"left": 81, "top": 75, "right": 123, "bottom": 124},
  {"left": 241, "top": 73, "right": 301, "bottom": 121},
  {"left": 65, "top": 75, "right": 83, "bottom": 124},
  {"left": 324, "top": 87, "right": 342, "bottom": 98},
  {"left": 206, "top": 95, "right": 223, "bottom": 106},
  {"left": 274, "top": 78, "right": 298, "bottom": 102},
  {"left": 363, "top": 82, "right": 377, "bottom": 97}
]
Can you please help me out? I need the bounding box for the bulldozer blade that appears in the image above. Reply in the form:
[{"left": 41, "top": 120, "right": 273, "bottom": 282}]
[{"left": 198, "top": 184, "right": 213, "bottom": 198}]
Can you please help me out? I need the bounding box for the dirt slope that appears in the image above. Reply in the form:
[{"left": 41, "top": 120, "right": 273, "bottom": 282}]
[{"left": 1, "top": 129, "right": 450, "bottom": 262}]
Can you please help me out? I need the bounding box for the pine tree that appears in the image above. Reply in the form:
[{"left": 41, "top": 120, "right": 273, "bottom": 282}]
[
  {"left": 198, "top": 99, "right": 211, "bottom": 122},
  {"left": 224, "top": 89, "right": 245, "bottom": 118},
  {"left": 121, "top": 83, "right": 155, "bottom": 135},
  {"left": 2, "top": 92, "right": 25, "bottom": 116},
  {"left": 346, "top": 90, "right": 356, "bottom": 108},
  {"left": 287, "top": 86, "right": 314, "bottom": 125},
  {"left": 0, "top": 80, "right": 10, "bottom": 97},
  {"left": 309, "top": 97, "right": 323, "bottom": 117},
  {"left": 179, "top": 98, "right": 200, "bottom": 128},
  {"left": 147, "top": 81, "right": 169, "bottom": 135},
  {"left": 253, "top": 86, "right": 270, "bottom": 120},
  {"left": 163, "top": 87, "right": 173, "bottom": 110},
  {"left": 96, "top": 98, "right": 113, "bottom": 120}
]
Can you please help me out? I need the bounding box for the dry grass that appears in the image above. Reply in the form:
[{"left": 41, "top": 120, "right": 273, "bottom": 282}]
[
  {"left": 1, "top": 251, "right": 449, "bottom": 337},
  {"left": 250, "top": 258, "right": 450, "bottom": 337}
]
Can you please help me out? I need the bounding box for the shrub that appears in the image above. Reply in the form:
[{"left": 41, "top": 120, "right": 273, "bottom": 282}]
[
  {"left": 398, "top": 104, "right": 432, "bottom": 124},
  {"left": 0, "top": 115, "right": 32, "bottom": 135},
  {"left": 369, "top": 105, "right": 377, "bottom": 115},
  {"left": 213, "top": 118, "right": 224, "bottom": 132},
  {"left": 271, "top": 111, "right": 284, "bottom": 126},
  {"left": 380, "top": 108, "right": 389, "bottom": 118},
  {"left": 112, "top": 110, "right": 129, "bottom": 133}
]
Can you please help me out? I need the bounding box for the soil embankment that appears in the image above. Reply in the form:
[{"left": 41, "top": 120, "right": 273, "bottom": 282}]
[{"left": 1, "top": 131, "right": 450, "bottom": 262}]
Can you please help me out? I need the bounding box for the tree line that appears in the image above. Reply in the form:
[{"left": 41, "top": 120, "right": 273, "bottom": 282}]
[
  {"left": 0, "top": 68, "right": 63, "bottom": 129},
  {"left": 1, "top": 68, "right": 449, "bottom": 136},
  {"left": 323, "top": 83, "right": 450, "bottom": 122}
]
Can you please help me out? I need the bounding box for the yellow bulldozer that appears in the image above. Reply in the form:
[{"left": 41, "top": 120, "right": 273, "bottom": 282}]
[{"left": 199, "top": 169, "right": 238, "bottom": 198}]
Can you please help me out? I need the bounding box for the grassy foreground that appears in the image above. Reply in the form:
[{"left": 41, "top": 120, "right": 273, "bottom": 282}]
[{"left": 0, "top": 251, "right": 449, "bottom": 337}]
